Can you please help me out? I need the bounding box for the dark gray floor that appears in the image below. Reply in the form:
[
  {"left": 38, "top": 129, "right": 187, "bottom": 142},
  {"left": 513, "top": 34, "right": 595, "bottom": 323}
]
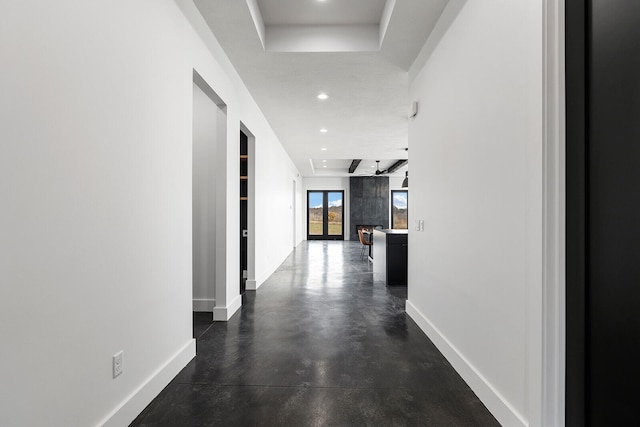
[
  {"left": 192, "top": 312, "right": 215, "bottom": 340},
  {"left": 131, "top": 241, "right": 499, "bottom": 426}
]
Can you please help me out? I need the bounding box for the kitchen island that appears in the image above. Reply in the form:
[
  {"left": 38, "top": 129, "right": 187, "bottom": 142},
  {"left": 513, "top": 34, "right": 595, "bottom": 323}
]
[{"left": 372, "top": 229, "right": 408, "bottom": 286}]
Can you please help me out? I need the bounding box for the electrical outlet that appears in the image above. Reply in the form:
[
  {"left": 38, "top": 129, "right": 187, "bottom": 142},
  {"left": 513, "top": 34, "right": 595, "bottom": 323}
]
[{"left": 113, "top": 351, "right": 123, "bottom": 378}]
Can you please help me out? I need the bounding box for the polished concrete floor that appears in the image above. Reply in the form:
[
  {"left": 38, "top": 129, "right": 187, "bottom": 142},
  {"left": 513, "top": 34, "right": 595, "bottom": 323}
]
[{"left": 131, "top": 241, "right": 499, "bottom": 426}]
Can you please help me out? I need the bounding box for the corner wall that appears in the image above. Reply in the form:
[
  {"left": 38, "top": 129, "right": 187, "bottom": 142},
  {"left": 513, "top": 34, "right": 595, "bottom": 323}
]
[{"left": 406, "top": 1, "right": 543, "bottom": 426}]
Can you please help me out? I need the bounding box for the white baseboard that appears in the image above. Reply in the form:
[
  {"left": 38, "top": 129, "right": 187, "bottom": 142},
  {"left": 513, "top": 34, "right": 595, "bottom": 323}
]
[
  {"left": 213, "top": 293, "right": 242, "bottom": 321},
  {"left": 192, "top": 298, "right": 215, "bottom": 312},
  {"left": 252, "top": 255, "right": 290, "bottom": 291},
  {"left": 405, "top": 300, "right": 527, "bottom": 427},
  {"left": 255, "top": 269, "right": 273, "bottom": 289},
  {"left": 100, "top": 339, "right": 196, "bottom": 427}
]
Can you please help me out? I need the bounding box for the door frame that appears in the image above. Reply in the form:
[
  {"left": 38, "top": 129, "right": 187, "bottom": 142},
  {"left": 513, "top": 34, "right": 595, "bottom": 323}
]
[
  {"left": 540, "top": 0, "right": 566, "bottom": 425},
  {"left": 240, "top": 123, "right": 257, "bottom": 291}
]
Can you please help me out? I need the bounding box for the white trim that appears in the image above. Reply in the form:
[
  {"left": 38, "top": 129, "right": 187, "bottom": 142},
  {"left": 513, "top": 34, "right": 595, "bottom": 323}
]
[
  {"left": 406, "top": 301, "right": 527, "bottom": 427},
  {"left": 213, "top": 293, "right": 242, "bottom": 321},
  {"left": 240, "top": 122, "right": 257, "bottom": 298},
  {"left": 379, "top": 0, "right": 397, "bottom": 47},
  {"left": 252, "top": 255, "right": 291, "bottom": 290},
  {"left": 255, "top": 270, "right": 270, "bottom": 289},
  {"left": 246, "top": 0, "right": 266, "bottom": 50},
  {"left": 100, "top": 339, "right": 196, "bottom": 427},
  {"left": 252, "top": 270, "right": 273, "bottom": 290},
  {"left": 192, "top": 298, "right": 216, "bottom": 312},
  {"left": 541, "top": 0, "right": 566, "bottom": 425}
]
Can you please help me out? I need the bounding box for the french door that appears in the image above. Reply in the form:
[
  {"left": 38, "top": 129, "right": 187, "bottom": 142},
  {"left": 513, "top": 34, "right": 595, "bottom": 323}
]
[{"left": 307, "top": 191, "right": 344, "bottom": 240}]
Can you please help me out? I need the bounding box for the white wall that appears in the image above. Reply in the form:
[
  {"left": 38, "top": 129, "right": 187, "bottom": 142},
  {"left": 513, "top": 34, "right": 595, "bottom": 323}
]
[
  {"left": 302, "top": 177, "right": 351, "bottom": 240},
  {"left": 0, "top": 0, "right": 301, "bottom": 425},
  {"left": 250, "top": 135, "right": 303, "bottom": 288},
  {"left": 183, "top": 0, "right": 302, "bottom": 313},
  {"left": 406, "top": 1, "right": 543, "bottom": 426},
  {"left": 389, "top": 176, "right": 405, "bottom": 191}
]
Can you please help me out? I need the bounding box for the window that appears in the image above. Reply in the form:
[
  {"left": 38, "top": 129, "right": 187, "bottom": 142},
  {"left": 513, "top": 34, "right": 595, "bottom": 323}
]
[{"left": 391, "top": 190, "right": 408, "bottom": 229}]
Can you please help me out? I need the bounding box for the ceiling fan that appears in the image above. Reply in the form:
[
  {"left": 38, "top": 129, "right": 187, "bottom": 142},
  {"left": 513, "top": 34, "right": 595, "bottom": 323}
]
[
  {"left": 351, "top": 159, "right": 408, "bottom": 176},
  {"left": 352, "top": 160, "right": 388, "bottom": 176},
  {"left": 374, "top": 160, "right": 388, "bottom": 175}
]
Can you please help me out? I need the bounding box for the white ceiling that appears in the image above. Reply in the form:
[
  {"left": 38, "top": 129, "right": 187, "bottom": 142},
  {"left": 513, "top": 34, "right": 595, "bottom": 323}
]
[
  {"left": 311, "top": 158, "right": 405, "bottom": 177},
  {"left": 257, "top": 0, "right": 387, "bottom": 25},
  {"left": 194, "top": 0, "right": 450, "bottom": 177}
]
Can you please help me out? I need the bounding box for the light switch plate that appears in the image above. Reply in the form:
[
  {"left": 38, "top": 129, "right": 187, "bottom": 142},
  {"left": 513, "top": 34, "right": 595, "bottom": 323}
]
[{"left": 113, "top": 351, "right": 123, "bottom": 378}]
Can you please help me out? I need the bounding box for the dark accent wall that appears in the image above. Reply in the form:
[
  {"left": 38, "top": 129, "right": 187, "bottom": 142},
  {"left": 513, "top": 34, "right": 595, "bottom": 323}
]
[
  {"left": 349, "top": 177, "right": 389, "bottom": 241},
  {"left": 565, "top": 1, "right": 586, "bottom": 424},
  {"left": 567, "top": 1, "right": 640, "bottom": 424}
]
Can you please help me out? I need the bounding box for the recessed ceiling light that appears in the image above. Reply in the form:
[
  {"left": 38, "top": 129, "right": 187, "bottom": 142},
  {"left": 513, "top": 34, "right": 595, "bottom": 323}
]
[
  {"left": 317, "top": 93, "right": 328, "bottom": 100},
  {"left": 323, "top": 165, "right": 327, "bottom": 168},
  {"left": 320, "top": 128, "right": 328, "bottom": 133},
  {"left": 322, "top": 160, "right": 327, "bottom": 162},
  {"left": 321, "top": 147, "right": 327, "bottom": 151}
]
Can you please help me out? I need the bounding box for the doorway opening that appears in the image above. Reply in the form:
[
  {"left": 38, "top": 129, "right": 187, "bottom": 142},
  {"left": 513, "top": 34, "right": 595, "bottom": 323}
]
[
  {"left": 240, "top": 130, "right": 248, "bottom": 294},
  {"left": 192, "top": 70, "right": 227, "bottom": 324},
  {"left": 307, "top": 190, "right": 344, "bottom": 240},
  {"left": 240, "top": 123, "right": 256, "bottom": 292}
]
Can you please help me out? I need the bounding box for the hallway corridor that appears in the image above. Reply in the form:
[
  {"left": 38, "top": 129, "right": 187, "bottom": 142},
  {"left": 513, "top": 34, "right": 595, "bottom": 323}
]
[{"left": 132, "top": 241, "right": 498, "bottom": 426}]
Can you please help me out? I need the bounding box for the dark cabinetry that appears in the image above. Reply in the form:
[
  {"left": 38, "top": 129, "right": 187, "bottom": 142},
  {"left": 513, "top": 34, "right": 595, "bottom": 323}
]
[{"left": 372, "top": 229, "right": 408, "bottom": 286}]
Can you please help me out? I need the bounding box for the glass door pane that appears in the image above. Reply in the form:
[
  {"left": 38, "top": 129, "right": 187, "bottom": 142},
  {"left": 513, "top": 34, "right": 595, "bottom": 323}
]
[
  {"left": 327, "top": 191, "right": 343, "bottom": 236},
  {"left": 391, "top": 190, "right": 408, "bottom": 229},
  {"left": 308, "top": 192, "right": 324, "bottom": 236}
]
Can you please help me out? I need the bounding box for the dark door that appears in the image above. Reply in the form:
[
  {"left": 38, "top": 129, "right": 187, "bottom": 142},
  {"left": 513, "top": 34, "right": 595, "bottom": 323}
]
[
  {"left": 307, "top": 191, "right": 344, "bottom": 240},
  {"left": 566, "top": 1, "right": 640, "bottom": 424}
]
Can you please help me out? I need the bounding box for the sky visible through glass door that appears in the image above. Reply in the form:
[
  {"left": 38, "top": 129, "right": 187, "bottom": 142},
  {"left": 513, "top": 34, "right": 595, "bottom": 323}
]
[{"left": 309, "top": 192, "right": 342, "bottom": 209}]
